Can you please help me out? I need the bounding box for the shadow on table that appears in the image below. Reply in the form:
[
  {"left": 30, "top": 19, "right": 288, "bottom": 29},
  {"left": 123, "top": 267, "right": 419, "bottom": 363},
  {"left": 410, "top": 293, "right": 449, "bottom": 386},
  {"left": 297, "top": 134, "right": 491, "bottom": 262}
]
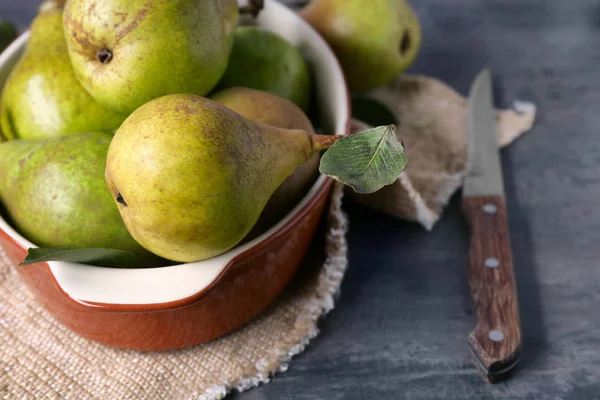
[
  {"left": 499, "top": 76, "right": 547, "bottom": 373},
  {"left": 502, "top": 148, "right": 547, "bottom": 373}
]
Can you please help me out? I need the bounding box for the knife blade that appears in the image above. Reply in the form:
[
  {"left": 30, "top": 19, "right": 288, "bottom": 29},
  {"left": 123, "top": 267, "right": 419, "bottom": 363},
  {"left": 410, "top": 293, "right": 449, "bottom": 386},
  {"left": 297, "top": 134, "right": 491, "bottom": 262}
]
[{"left": 462, "top": 69, "right": 522, "bottom": 382}]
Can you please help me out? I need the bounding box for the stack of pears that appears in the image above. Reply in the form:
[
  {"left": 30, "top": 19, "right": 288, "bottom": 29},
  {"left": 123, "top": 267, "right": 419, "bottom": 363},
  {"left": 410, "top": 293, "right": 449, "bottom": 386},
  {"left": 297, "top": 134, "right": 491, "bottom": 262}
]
[
  {"left": 0, "top": 0, "right": 409, "bottom": 266},
  {"left": 0, "top": 6, "right": 127, "bottom": 140},
  {"left": 0, "top": 0, "right": 322, "bottom": 266}
]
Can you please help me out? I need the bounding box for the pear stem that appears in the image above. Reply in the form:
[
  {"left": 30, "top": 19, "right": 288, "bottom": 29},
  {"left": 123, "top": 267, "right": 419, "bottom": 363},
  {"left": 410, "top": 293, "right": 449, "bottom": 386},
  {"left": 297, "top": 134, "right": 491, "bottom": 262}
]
[
  {"left": 310, "top": 134, "right": 341, "bottom": 152},
  {"left": 309, "top": 128, "right": 404, "bottom": 153}
]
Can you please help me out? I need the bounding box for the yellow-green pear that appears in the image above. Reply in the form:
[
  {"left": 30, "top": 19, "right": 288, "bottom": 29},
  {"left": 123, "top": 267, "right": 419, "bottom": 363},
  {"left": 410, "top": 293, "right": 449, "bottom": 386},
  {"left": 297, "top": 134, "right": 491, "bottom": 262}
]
[
  {"left": 0, "top": 132, "right": 157, "bottom": 265},
  {"left": 105, "top": 94, "right": 337, "bottom": 263},
  {"left": 300, "top": 0, "right": 421, "bottom": 92},
  {"left": 63, "top": 0, "right": 239, "bottom": 114},
  {"left": 0, "top": 7, "right": 127, "bottom": 140},
  {"left": 210, "top": 87, "right": 320, "bottom": 235}
]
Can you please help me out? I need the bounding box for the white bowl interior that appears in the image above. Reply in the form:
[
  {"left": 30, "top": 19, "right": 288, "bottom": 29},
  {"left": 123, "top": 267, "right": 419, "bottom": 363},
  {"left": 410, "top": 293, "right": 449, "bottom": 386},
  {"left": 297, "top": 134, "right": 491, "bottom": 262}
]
[{"left": 0, "top": 0, "right": 349, "bottom": 305}]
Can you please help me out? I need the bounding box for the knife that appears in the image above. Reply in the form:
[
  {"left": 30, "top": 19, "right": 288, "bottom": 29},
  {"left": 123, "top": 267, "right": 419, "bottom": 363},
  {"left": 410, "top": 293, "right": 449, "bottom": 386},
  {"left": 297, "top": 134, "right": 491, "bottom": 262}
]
[{"left": 463, "top": 69, "right": 522, "bottom": 382}]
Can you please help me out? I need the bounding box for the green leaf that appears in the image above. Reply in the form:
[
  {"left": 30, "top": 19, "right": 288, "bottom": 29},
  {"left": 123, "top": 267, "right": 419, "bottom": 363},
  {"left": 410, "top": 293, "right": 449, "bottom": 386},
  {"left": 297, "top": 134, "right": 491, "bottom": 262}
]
[
  {"left": 319, "top": 125, "right": 407, "bottom": 194},
  {"left": 20, "top": 248, "right": 138, "bottom": 268}
]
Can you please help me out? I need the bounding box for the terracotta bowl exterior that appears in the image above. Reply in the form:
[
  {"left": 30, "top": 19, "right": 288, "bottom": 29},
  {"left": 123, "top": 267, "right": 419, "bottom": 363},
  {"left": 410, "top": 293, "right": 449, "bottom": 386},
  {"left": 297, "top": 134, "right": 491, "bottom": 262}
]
[{"left": 0, "top": 1, "right": 350, "bottom": 351}]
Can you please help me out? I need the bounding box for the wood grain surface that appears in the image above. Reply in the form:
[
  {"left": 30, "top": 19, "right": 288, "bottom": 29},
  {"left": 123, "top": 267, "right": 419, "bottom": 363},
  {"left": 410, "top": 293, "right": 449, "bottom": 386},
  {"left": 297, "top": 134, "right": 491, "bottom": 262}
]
[
  {"left": 1, "top": 1, "right": 600, "bottom": 399},
  {"left": 462, "top": 196, "right": 521, "bottom": 381}
]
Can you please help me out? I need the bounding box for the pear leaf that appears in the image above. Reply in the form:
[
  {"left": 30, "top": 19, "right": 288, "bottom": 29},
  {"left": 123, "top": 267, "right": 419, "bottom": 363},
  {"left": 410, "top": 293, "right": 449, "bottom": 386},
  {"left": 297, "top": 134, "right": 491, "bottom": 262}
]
[
  {"left": 319, "top": 125, "right": 407, "bottom": 194},
  {"left": 20, "top": 248, "right": 137, "bottom": 268}
]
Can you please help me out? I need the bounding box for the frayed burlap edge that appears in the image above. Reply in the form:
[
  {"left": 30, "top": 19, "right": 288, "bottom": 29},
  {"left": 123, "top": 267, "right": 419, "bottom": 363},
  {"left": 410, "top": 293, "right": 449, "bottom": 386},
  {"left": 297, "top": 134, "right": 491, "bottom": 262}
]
[
  {"left": 200, "top": 182, "right": 348, "bottom": 400},
  {"left": 0, "top": 182, "right": 348, "bottom": 400}
]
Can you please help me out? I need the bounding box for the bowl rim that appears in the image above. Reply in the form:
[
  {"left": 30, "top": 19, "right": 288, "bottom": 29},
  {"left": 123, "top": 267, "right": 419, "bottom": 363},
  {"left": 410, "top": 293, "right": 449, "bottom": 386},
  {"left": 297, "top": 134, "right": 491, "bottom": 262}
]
[{"left": 0, "top": 0, "right": 351, "bottom": 310}]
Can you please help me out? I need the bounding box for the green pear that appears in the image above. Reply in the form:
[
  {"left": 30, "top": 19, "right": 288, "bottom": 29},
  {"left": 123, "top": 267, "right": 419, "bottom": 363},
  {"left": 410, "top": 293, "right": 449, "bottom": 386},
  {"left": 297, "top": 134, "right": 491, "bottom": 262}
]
[
  {"left": 62, "top": 0, "right": 239, "bottom": 114},
  {"left": 210, "top": 87, "right": 320, "bottom": 235},
  {"left": 300, "top": 0, "right": 421, "bottom": 92},
  {"left": 0, "top": 8, "right": 127, "bottom": 140},
  {"left": 106, "top": 94, "right": 341, "bottom": 262},
  {"left": 0, "top": 132, "right": 155, "bottom": 264},
  {"left": 216, "top": 26, "right": 312, "bottom": 111}
]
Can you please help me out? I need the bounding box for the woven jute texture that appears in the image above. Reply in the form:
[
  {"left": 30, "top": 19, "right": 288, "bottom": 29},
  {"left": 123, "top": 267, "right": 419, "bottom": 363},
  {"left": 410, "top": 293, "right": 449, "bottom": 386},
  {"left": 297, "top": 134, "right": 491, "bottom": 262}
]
[
  {"left": 348, "top": 74, "right": 537, "bottom": 230},
  {"left": 0, "top": 75, "right": 537, "bottom": 400},
  {"left": 0, "top": 182, "right": 348, "bottom": 400}
]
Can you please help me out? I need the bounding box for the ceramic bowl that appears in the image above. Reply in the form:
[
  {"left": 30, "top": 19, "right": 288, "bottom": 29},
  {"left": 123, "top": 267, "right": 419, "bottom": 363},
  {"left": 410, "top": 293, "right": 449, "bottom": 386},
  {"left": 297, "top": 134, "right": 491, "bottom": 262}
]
[{"left": 0, "top": 0, "right": 350, "bottom": 351}]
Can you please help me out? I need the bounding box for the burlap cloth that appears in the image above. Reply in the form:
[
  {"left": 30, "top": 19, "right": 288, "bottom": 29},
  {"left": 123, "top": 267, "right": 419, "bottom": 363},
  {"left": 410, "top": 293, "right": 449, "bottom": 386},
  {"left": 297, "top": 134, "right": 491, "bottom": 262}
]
[
  {"left": 349, "top": 74, "right": 537, "bottom": 230},
  {"left": 0, "top": 75, "right": 536, "bottom": 400}
]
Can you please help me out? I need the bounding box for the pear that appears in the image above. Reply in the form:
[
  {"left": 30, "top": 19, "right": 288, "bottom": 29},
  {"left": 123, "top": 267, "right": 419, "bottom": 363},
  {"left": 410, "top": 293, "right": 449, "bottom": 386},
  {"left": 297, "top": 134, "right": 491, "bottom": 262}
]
[
  {"left": 216, "top": 26, "right": 312, "bottom": 111},
  {"left": 299, "top": 0, "right": 421, "bottom": 92},
  {"left": 62, "top": 0, "right": 239, "bottom": 114},
  {"left": 0, "top": 132, "right": 155, "bottom": 264},
  {"left": 211, "top": 87, "right": 320, "bottom": 235},
  {"left": 105, "top": 94, "right": 344, "bottom": 263},
  {"left": 0, "top": 7, "right": 127, "bottom": 140}
]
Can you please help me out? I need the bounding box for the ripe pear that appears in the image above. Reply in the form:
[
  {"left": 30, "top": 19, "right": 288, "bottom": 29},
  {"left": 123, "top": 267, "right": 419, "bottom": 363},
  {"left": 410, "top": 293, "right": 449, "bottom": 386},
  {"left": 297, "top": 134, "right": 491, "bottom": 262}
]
[
  {"left": 216, "top": 26, "right": 312, "bottom": 111},
  {"left": 210, "top": 87, "right": 320, "bottom": 235},
  {"left": 63, "top": 0, "right": 239, "bottom": 114},
  {"left": 0, "top": 7, "right": 127, "bottom": 140},
  {"left": 300, "top": 0, "right": 421, "bottom": 92},
  {"left": 0, "top": 132, "right": 156, "bottom": 264},
  {"left": 105, "top": 94, "right": 338, "bottom": 263}
]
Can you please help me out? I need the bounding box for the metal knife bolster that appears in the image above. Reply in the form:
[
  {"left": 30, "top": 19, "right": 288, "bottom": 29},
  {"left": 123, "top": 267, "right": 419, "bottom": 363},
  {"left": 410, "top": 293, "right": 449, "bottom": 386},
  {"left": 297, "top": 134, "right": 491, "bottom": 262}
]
[{"left": 463, "top": 69, "right": 522, "bottom": 381}]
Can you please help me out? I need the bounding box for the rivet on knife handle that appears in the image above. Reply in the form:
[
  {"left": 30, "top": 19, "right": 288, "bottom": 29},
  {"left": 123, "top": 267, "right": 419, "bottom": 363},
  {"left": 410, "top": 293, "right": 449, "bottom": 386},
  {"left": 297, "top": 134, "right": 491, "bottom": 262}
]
[{"left": 462, "top": 195, "right": 522, "bottom": 382}]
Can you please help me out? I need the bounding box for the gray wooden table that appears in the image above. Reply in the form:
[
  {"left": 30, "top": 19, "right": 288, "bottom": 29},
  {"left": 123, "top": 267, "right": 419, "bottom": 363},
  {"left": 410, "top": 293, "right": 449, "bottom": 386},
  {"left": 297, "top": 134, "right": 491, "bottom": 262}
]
[{"left": 2, "top": 1, "right": 599, "bottom": 399}]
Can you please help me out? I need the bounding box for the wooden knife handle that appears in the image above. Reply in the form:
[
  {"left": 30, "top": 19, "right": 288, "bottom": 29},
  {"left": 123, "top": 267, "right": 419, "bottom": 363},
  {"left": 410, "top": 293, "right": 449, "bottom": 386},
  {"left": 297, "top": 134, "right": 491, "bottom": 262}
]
[{"left": 462, "top": 195, "right": 522, "bottom": 381}]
